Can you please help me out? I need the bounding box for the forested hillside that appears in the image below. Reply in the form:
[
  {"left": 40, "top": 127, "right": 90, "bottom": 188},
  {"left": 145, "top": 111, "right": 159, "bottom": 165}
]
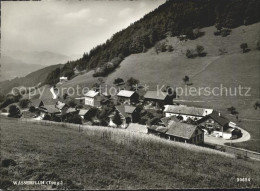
[{"left": 44, "top": 0, "right": 260, "bottom": 84}]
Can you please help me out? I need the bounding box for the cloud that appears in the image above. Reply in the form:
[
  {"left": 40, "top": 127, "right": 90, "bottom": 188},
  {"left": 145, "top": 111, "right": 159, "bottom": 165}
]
[
  {"left": 63, "top": 8, "right": 90, "bottom": 20},
  {"left": 118, "top": 7, "right": 133, "bottom": 17}
]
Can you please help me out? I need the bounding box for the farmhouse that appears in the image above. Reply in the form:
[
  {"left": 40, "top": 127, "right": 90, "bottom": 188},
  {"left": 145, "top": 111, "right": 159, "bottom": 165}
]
[
  {"left": 163, "top": 105, "right": 213, "bottom": 121},
  {"left": 143, "top": 91, "right": 172, "bottom": 108},
  {"left": 117, "top": 90, "right": 139, "bottom": 104},
  {"left": 109, "top": 105, "right": 137, "bottom": 128},
  {"left": 84, "top": 90, "right": 99, "bottom": 107},
  {"left": 39, "top": 105, "right": 61, "bottom": 118},
  {"left": 56, "top": 101, "right": 69, "bottom": 115},
  {"left": 148, "top": 119, "right": 204, "bottom": 144},
  {"left": 196, "top": 111, "right": 242, "bottom": 139}
]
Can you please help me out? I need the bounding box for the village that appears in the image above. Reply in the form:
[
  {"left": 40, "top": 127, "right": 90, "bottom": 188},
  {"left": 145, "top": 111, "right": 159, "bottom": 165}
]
[{"left": 1, "top": 76, "right": 245, "bottom": 147}]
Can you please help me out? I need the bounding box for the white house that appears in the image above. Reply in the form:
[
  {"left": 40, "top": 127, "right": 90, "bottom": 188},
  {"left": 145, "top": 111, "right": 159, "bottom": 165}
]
[{"left": 84, "top": 90, "right": 99, "bottom": 106}]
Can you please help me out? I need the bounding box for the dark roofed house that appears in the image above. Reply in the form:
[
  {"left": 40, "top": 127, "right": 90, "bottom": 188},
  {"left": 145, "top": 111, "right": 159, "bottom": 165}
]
[
  {"left": 79, "top": 109, "right": 91, "bottom": 119},
  {"left": 109, "top": 105, "right": 137, "bottom": 128},
  {"left": 147, "top": 118, "right": 204, "bottom": 145},
  {"left": 117, "top": 90, "right": 139, "bottom": 104},
  {"left": 196, "top": 111, "right": 234, "bottom": 139},
  {"left": 144, "top": 91, "right": 171, "bottom": 108},
  {"left": 40, "top": 105, "right": 60, "bottom": 115}
]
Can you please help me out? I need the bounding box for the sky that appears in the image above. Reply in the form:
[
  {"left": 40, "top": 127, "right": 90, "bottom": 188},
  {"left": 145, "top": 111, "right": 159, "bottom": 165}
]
[{"left": 1, "top": 0, "right": 166, "bottom": 57}]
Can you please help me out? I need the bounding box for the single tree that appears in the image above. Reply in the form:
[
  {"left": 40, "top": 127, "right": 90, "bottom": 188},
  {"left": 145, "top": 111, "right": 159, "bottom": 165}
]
[
  {"left": 63, "top": 93, "right": 69, "bottom": 100},
  {"left": 240, "top": 43, "right": 248, "bottom": 53},
  {"left": 8, "top": 105, "right": 21, "bottom": 118},
  {"left": 19, "top": 99, "right": 29, "bottom": 109},
  {"left": 112, "top": 110, "right": 122, "bottom": 127},
  {"left": 167, "top": 45, "right": 174, "bottom": 52},
  {"left": 183, "top": 76, "right": 190, "bottom": 84},
  {"left": 113, "top": 78, "right": 124, "bottom": 85},
  {"left": 127, "top": 77, "right": 139, "bottom": 87},
  {"left": 196, "top": 45, "right": 205, "bottom": 56}
]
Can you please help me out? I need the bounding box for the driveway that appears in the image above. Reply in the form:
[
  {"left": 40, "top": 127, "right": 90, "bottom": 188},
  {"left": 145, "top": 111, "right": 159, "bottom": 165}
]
[{"left": 204, "top": 126, "right": 251, "bottom": 146}]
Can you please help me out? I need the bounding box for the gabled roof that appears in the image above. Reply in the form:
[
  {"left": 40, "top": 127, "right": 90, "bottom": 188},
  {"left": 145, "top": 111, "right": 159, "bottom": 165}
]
[
  {"left": 208, "top": 111, "right": 230, "bottom": 126},
  {"left": 164, "top": 105, "right": 209, "bottom": 116},
  {"left": 56, "top": 101, "right": 67, "bottom": 110},
  {"left": 30, "top": 99, "right": 43, "bottom": 108},
  {"left": 160, "top": 115, "right": 180, "bottom": 127},
  {"left": 117, "top": 90, "right": 136, "bottom": 98},
  {"left": 115, "top": 105, "right": 136, "bottom": 118},
  {"left": 144, "top": 91, "right": 167, "bottom": 100},
  {"left": 166, "top": 122, "right": 197, "bottom": 139},
  {"left": 124, "top": 105, "right": 136, "bottom": 114},
  {"left": 66, "top": 108, "right": 78, "bottom": 114},
  {"left": 41, "top": 105, "right": 60, "bottom": 114},
  {"left": 79, "top": 109, "right": 90, "bottom": 116},
  {"left": 196, "top": 111, "right": 230, "bottom": 127},
  {"left": 84, "top": 90, "right": 99, "bottom": 98},
  {"left": 42, "top": 99, "right": 58, "bottom": 106}
]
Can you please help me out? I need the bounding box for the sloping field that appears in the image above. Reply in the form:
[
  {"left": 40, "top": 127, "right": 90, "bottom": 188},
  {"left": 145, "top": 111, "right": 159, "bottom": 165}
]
[
  {"left": 59, "top": 23, "right": 260, "bottom": 119},
  {"left": 1, "top": 117, "right": 260, "bottom": 189}
]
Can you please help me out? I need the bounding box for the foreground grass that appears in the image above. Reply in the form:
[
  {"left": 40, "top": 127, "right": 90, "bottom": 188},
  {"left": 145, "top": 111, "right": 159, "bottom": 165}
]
[{"left": 1, "top": 117, "right": 260, "bottom": 189}]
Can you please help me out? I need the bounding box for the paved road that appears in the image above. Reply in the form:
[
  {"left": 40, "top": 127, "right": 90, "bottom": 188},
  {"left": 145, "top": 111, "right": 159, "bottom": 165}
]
[{"left": 204, "top": 126, "right": 251, "bottom": 146}]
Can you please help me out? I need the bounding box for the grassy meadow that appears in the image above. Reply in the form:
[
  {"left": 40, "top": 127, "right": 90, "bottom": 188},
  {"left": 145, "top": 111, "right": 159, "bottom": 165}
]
[{"left": 1, "top": 117, "right": 260, "bottom": 189}]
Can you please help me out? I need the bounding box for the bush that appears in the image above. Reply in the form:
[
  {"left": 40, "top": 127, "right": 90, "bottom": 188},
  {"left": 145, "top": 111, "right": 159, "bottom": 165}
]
[
  {"left": 196, "top": 45, "right": 207, "bottom": 57},
  {"left": 167, "top": 45, "right": 174, "bottom": 52},
  {"left": 214, "top": 31, "right": 221, "bottom": 36},
  {"left": 220, "top": 28, "right": 231, "bottom": 37},
  {"left": 240, "top": 43, "right": 249, "bottom": 53},
  {"left": 186, "top": 49, "right": 196, "bottom": 58},
  {"left": 8, "top": 105, "right": 21, "bottom": 118},
  {"left": 127, "top": 77, "right": 139, "bottom": 87},
  {"left": 1, "top": 108, "right": 7, "bottom": 112},
  {"left": 29, "top": 106, "right": 36, "bottom": 112},
  {"left": 192, "top": 28, "right": 205, "bottom": 39},
  {"left": 2, "top": 159, "right": 17, "bottom": 167},
  {"left": 114, "top": 78, "right": 124, "bottom": 85},
  {"left": 67, "top": 115, "right": 82, "bottom": 124},
  {"left": 19, "top": 99, "right": 29, "bottom": 109}
]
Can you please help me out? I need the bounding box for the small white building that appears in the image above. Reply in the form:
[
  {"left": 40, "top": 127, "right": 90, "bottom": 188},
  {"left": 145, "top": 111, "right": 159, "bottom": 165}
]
[
  {"left": 59, "top": 77, "right": 68, "bottom": 83},
  {"left": 84, "top": 90, "right": 99, "bottom": 106}
]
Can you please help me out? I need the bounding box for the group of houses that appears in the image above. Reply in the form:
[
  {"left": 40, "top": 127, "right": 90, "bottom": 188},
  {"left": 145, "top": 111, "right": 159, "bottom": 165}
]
[{"left": 3, "top": 82, "right": 242, "bottom": 145}]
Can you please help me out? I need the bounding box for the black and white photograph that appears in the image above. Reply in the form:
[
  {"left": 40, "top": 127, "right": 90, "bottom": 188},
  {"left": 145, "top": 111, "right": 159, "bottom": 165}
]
[{"left": 0, "top": 0, "right": 260, "bottom": 190}]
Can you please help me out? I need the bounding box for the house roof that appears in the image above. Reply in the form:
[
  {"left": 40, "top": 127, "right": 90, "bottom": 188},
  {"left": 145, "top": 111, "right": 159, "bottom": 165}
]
[
  {"left": 115, "top": 105, "right": 129, "bottom": 118},
  {"left": 41, "top": 105, "right": 60, "bottom": 114},
  {"left": 148, "top": 125, "right": 168, "bottom": 133},
  {"left": 30, "top": 99, "right": 43, "bottom": 108},
  {"left": 166, "top": 122, "right": 197, "bottom": 139},
  {"left": 144, "top": 91, "right": 167, "bottom": 100},
  {"left": 117, "top": 90, "right": 135, "bottom": 98},
  {"left": 42, "top": 99, "right": 58, "bottom": 106},
  {"left": 124, "top": 105, "right": 136, "bottom": 114},
  {"left": 164, "top": 105, "right": 206, "bottom": 116},
  {"left": 160, "top": 115, "right": 180, "bottom": 127},
  {"left": 208, "top": 111, "right": 230, "bottom": 126},
  {"left": 66, "top": 107, "right": 77, "bottom": 114},
  {"left": 84, "top": 90, "right": 99, "bottom": 98},
  {"left": 56, "top": 101, "right": 67, "bottom": 110},
  {"left": 79, "top": 109, "right": 90, "bottom": 116}
]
